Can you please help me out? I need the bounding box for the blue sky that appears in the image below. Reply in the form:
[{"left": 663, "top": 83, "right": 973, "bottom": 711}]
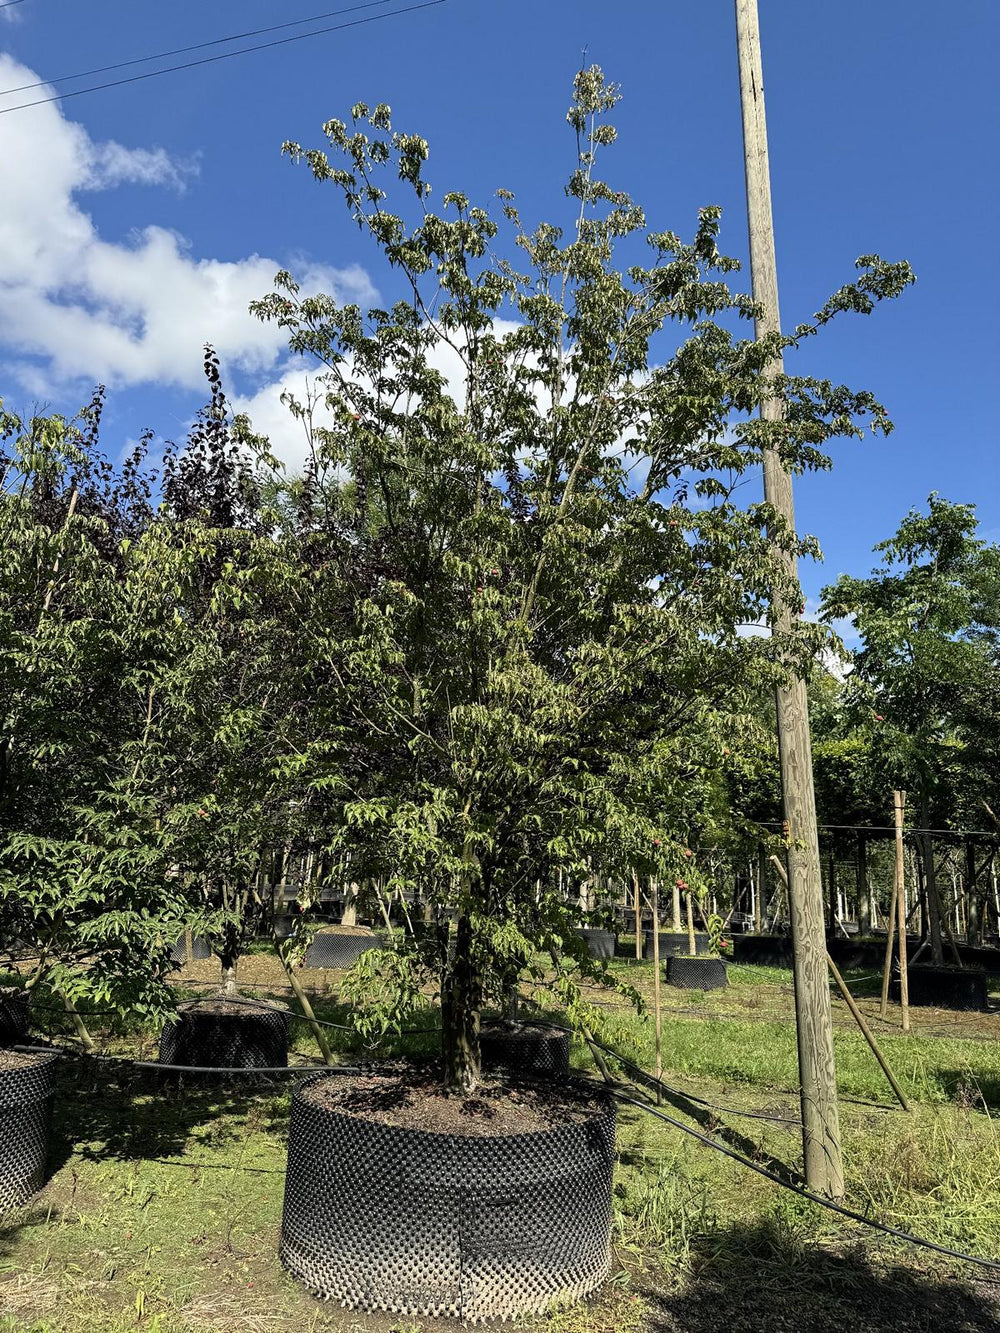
[{"left": 1, "top": 0, "right": 996, "bottom": 607}]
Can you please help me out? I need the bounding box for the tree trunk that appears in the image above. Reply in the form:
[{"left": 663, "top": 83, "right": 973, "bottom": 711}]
[
  {"left": 856, "top": 835, "right": 871, "bottom": 937},
  {"left": 441, "top": 914, "right": 482, "bottom": 1094},
  {"left": 686, "top": 891, "right": 696, "bottom": 955},
  {"left": 920, "top": 799, "right": 944, "bottom": 965},
  {"left": 671, "top": 880, "right": 682, "bottom": 931},
  {"left": 964, "top": 839, "right": 980, "bottom": 946},
  {"left": 341, "top": 882, "right": 358, "bottom": 927}
]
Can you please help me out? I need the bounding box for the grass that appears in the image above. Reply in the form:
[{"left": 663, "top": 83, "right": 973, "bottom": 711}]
[{"left": 5, "top": 952, "right": 1000, "bottom": 1331}]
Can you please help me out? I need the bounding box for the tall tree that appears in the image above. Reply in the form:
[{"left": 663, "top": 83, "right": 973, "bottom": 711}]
[{"left": 251, "top": 68, "right": 910, "bottom": 1091}]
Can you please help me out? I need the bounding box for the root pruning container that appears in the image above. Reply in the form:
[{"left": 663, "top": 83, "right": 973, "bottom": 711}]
[
  {"left": 304, "top": 931, "right": 385, "bottom": 969},
  {"left": 644, "top": 931, "right": 709, "bottom": 961},
  {"left": 159, "top": 998, "right": 290, "bottom": 1070},
  {"left": 280, "top": 1074, "right": 616, "bottom": 1322},
  {"left": 0, "top": 987, "right": 30, "bottom": 1048},
  {"left": 666, "top": 955, "right": 728, "bottom": 990},
  {"left": 574, "top": 928, "right": 616, "bottom": 961},
  {"left": 480, "top": 1021, "right": 571, "bottom": 1079},
  {"left": 891, "top": 964, "right": 989, "bottom": 1012},
  {"left": 170, "top": 934, "right": 212, "bottom": 964},
  {"left": 0, "top": 1051, "right": 59, "bottom": 1208}
]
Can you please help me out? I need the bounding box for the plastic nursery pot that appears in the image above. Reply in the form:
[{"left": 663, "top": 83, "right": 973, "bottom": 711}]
[
  {"left": 158, "top": 997, "right": 290, "bottom": 1070},
  {"left": 480, "top": 1021, "right": 571, "bottom": 1079},
  {"left": 731, "top": 934, "right": 794, "bottom": 967},
  {"left": 0, "top": 1050, "right": 59, "bottom": 1208},
  {"left": 665, "top": 955, "right": 728, "bottom": 991},
  {"left": 0, "top": 986, "right": 30, "bottom": 1048},
  {"left": 643, "top": 930, "right": 709, "bottom": 961},
  {"left": 280, "top": 1068, "right": 617, "bottom": 1322},
  {"left": 573, "top": 928, "right": 616, "bottom": 961},
  {"left": 304, "top": 928, "right": 385, "bottom": 969},
  {"left": 170, "top": 934, "right": 212, "bottom": 964},
  {"left": 891, "top": 964, "right": 989, "bottom": 1013}
]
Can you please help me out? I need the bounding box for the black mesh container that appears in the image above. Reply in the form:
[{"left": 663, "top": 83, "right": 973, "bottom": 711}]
[
  {"left": 0, "top": 1051, "right": 58, "bottom": 1208},
  {"left": 480, "top": 1022, "right": 571, "bottom": 1079},
  {"left": 280, "top": 1074, "right": 617, "bottom": 1322},
  {"left": 574, "top": 929, "right": 616, "bottom": 961},
  {"left": 666, "top": 955, "right": 728, "bottom": 990},
  {"left": 170, "top": 934, "right": 212, "bottom": 963},
  {"left": 0, "top": 987, "right": 30, "bottom": 1048},
  {"left": 304, "top": 931, "right": 384, "bottom": 969},
  {"left": 643, "top": 931, "right": 708, "bottom": 961},
  {"left": 159, "top": 998, "right": 290, "bottom": 1069},
  {"left": 890, "top": 964, "right": 988, "bottom": 1012}
]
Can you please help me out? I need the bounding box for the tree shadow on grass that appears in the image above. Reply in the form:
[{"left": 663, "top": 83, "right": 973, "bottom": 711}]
[
  {"left": 638, "top": 1219, "right": 1000, "bottom": 1333},
  {"left": 46, "top": 1054, "right": 292, "bottom": 1172}
]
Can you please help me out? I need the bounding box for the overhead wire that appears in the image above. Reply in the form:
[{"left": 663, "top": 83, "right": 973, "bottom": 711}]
[
  {"left": 0, "top": 1, "right": 392, "bottom": 96},
  {"left": 0, "top": 0, "right": 448, "bottom": 116}
]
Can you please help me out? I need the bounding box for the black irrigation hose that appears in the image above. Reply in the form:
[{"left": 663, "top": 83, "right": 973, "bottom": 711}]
[
  {"left": 614, "top": 1091, "right": 1000, "bottom": 1277},
  {"left": 13, "top": 1041, "right": 340, "bottom": 1077}
]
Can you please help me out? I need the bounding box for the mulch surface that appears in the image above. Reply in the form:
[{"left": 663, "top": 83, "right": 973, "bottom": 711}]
[
  {"left": 0, "top": 1050, "right": 50, "bottom": 1072},
  {"left": 300, "top": 1060, "right": 603, "bottom": 1136}
]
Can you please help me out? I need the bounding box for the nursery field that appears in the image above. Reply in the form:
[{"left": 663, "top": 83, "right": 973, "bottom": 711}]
[{"left": 4, "top": 958, "right": 1000, "bottom": 1333}]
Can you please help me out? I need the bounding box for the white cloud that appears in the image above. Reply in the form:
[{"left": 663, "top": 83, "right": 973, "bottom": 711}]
[{"left": 0, "top": 55, "right": 373, "bottom": 395}]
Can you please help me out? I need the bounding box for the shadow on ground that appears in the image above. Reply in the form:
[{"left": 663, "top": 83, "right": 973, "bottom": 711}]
[{"left": 638, "top": 1220, "right": 1000, "bottom": 1333}]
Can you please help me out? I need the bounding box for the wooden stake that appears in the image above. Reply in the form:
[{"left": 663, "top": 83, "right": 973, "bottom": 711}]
[
  {"left": 826, "top": 954, "right": 910, "bottom": 1112},
  {"left": 879, "top": 856, "right": 898, "bottom": 1020},
  {"left": 736, "top": 0, "right": 843, "bottom": 1198},
  {"left": 632, "top": 868, "right": 642, "bottom": 960},
  {"left": 650, "top": 878, "right": 663, "bottom": 1105},
  {"left": 275, "top": 935, "right": 335, "bottom": 1066},
  {"left": 894, "top": 791, "right": 910, "bottom": 1034}
]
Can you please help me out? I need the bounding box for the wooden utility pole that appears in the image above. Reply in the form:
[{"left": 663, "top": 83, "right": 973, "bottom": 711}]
[{"left": 735, "top": 0, "right": 844, "bottom": 1199}]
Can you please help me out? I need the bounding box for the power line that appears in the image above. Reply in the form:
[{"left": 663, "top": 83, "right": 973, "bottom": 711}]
[
  {"left": 0, "top": 1, "right": 391, "bottom": 97},
  {"left": 0, "top": 0, "right": 29, "bottom": 10},
  {"left": 0, "top": 1, "right": 447, "bottom": 116}
]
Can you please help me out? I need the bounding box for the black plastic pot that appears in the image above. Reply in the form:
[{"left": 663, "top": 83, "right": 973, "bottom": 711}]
[
  {"left": 480, "top": 1021, "right": 571, "bottom": 1079},
  {"left": 280, "top": 1072, "right": 616, "bottom": 1321},
  {"left": 891, "top": 965, "right": 989, "bottom": 1012},
  {"left": 304, "top": 930, "right": 384, "bottom": 969},
  {"left": 159, "top": 998, "right": 290, "bottom": 1069},
  {"left": 731, "top": 934, "right": 794, "bottom": 967},
  {"left": 644, "top": 931, "right": 709, "bottom": 961},
  {"left": 0, "top": 1051, "right": 58, "bottom": 1208},
  {"left": 574, "top": 928, "right": 616, "bottom": 961},
  {"left": 0, "top": 986, "right": 30, "bottom": 1048},
  {"left": 170, "top": 934, "right": 212, "bottom": 963},
  {"left": 666, "top": 955, "right": 728, "bottom": 990}
]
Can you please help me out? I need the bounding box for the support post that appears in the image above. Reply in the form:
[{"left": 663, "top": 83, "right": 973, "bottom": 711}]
[
  {"left": 650, "top": 879, "right": 663, "bottom": 1105},
  {"left": 736, "top": 0, "right": 843, "bottom": 1198}
]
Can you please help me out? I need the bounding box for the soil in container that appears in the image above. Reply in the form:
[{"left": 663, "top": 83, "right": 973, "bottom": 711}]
[
  {"left": 0, "top": 1050, "right": 59, "bottom": 1208},
  {"left": 159, "top": 996, "right": 290, "bottom": 1069},
  {"left": 0, "top": 986, "right": 30, "bottom": 1048},
  {"left": 280, "top": 1060, "right": 616, "bottom": 1321},
  {"left": 480, "top": 1020, "right": 571, "bottom": 1079},
  {"left": 666, "top": 955, "right": 728, "bottom": 990}
]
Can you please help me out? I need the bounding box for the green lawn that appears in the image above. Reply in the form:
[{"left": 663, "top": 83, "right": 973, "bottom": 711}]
[{"left": 4, "top": 958, "right": 1000, "bottom": 1333}]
